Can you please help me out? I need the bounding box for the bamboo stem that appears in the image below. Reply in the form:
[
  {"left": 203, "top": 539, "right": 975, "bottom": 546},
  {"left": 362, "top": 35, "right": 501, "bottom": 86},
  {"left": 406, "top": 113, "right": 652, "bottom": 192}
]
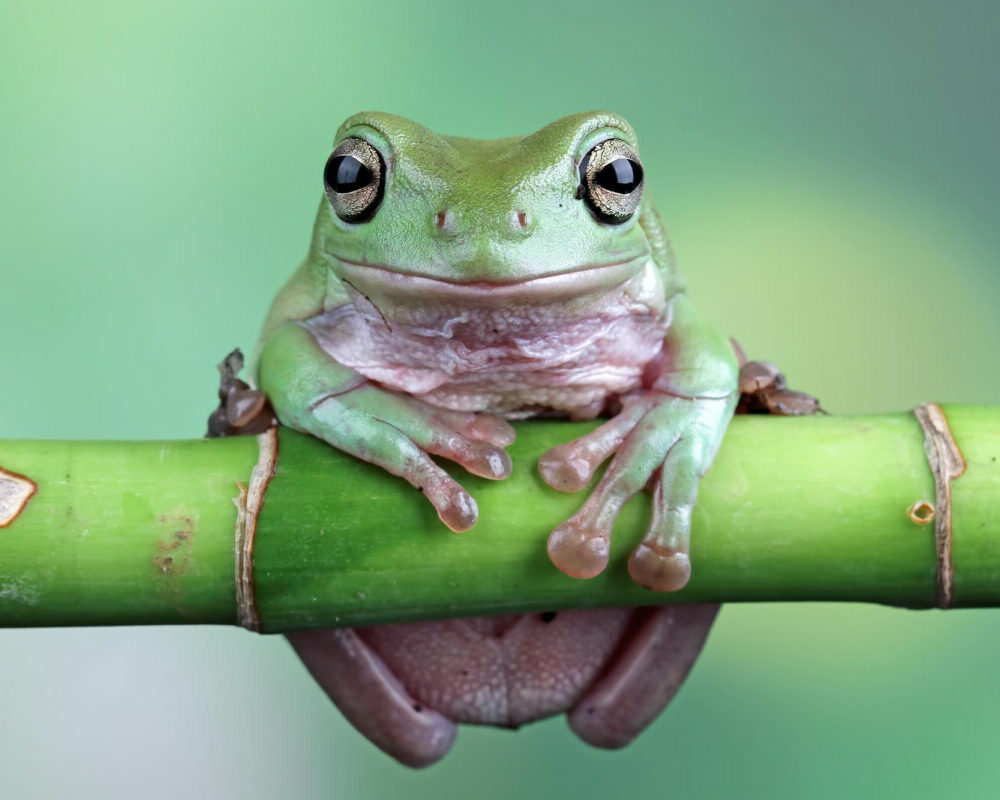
[{"left": 0, "top": 406, "right": 996, "bottom": 632}]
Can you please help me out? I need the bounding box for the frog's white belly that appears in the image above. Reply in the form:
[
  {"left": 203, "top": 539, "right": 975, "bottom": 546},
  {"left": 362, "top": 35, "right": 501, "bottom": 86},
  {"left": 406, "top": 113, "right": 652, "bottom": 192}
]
[{"left": 304, "top": 261, "right": 669, "bottom": 418}]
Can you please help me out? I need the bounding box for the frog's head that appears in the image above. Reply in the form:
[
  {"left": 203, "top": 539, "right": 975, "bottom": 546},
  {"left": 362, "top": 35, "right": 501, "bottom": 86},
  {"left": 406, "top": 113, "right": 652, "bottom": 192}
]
[{"left": 310, "top": 111, "right": 655, "bottom": 301}]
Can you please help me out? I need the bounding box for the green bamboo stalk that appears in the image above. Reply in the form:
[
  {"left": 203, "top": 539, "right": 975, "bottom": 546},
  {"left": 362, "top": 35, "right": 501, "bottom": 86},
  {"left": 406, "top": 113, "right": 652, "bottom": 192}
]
[{"left": 0, "top": 406, "right": 996, "bottom": 633}]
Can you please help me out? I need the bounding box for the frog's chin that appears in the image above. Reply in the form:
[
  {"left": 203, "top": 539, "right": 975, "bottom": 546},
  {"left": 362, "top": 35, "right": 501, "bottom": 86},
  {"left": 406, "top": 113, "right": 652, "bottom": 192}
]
[{"left": 328, "top": 253, "right": 651, "bottom": 305}]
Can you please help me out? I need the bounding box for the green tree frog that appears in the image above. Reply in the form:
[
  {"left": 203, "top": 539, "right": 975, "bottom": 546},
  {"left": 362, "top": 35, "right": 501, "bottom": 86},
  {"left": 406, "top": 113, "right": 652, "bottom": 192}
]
[{"left": 255, "top": 112, "right": 739, "bottom": 766}]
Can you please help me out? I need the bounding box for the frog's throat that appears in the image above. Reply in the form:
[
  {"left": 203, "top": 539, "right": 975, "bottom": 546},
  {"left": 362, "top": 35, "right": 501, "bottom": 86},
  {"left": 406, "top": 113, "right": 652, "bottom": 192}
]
[{"left": 326, "top": 253, "right": 651, "bottom": 304}]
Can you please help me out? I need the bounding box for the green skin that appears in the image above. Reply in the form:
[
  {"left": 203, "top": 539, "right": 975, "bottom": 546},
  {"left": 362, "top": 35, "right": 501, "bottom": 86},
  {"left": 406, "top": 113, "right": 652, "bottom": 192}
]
[
  {"left": 256, "top": 111, "right": 738, "bottom": 592},
  {"left": 255, "top": 112, "right": 738, "bottom": 765}
]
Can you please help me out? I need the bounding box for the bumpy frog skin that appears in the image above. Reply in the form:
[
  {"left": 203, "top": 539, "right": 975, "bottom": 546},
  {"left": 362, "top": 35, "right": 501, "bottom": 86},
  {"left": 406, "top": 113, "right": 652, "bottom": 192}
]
[{"left": 256, "top": 112, "right": 739, "bottom": 766}]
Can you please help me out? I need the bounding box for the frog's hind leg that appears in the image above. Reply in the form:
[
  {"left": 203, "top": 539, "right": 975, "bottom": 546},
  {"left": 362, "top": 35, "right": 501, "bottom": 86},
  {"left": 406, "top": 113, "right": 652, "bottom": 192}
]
[
  {"left": 568, "top": 604, "right": 718, "bottom": 748},
  {"left": 288, "top": 629, "right": 457, "bottom": 768}
]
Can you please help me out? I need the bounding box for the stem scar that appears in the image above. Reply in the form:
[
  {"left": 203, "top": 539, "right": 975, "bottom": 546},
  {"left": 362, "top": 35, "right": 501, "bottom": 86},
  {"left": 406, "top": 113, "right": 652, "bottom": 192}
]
[
  {"left": 0, "top": 466, "right": 38, "bottom": 528},
  {"left": 907, "top": 501, "right": 935, "bottom": 525}
]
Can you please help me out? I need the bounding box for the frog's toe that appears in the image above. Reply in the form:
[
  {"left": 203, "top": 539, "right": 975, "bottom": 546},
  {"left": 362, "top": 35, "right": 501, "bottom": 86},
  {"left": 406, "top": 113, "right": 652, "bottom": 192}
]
[
  {"left": 431, "top": 484, "right": 479, "bottom": 532},
  {"left": 538, "top": 396, "right": 657, "bottom": 492},
  {"left": 627, "top": 438, "right": 702, "bottom": 592},
  {"left": 380, "top": 447, "right": 478, "bottom": 532},
  {"left": 308, "top": 401, "right": 480, "bottom": 531},
  {"left": 538, "top": 446, "right": 593, "bottom": 493},
  {"left": 547, "top": 518, "right": 610, "bottom": 579},
  {"left": 330, "top": 386, "right": 513, "bottom": 482},
  {"left": 386, "top": 408, "right": 513, "bottom": 480},
  {"left": 628, "top": 544, "right": 691, "bottom": 592},
  {"left": 288, "top": 628, "right": 457, "bottom": 768},
  {"left": 440, "top": 410, "right": 516, "bottom": 447},
  {"left": 547, "top": 412, "right": 676, "bottom": 580},
  {"left": 568, "top": 604, "right": 719, "bottom": 748},
  {"left": 428, "top": 433, "right": 512, "bottom": 481}
]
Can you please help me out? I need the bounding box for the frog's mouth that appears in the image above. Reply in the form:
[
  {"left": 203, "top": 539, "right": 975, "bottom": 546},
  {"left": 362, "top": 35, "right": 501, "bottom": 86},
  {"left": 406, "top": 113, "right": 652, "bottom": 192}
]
[{"left": 328, "top": 253, "right": 652, "bottom": 305}]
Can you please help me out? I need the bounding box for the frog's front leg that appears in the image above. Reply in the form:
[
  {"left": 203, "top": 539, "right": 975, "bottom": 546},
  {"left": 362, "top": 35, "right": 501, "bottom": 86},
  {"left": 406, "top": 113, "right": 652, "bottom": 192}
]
[
  {"left": 258, "top": 322, "right": 515, "bottom": 531},
  {"left": 542, "top": 297, "right": 738, "bottom": 591}
]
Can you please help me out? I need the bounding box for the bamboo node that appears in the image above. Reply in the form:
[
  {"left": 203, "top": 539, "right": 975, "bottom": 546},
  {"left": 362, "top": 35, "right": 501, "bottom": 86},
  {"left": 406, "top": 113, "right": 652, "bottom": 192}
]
[
  {"left": 913, "top": 403, "right": 967, "bottom": 609},
  {"left": 234, "top": 427, "right": 279, "bottom": 631},
  {"left": 0, "top": 466, "right": 37, "bottom": 528}
]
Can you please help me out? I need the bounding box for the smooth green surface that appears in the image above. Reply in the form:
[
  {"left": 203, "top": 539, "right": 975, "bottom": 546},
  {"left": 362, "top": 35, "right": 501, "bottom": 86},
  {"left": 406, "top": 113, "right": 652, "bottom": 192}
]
[
  {"left": 0, "top": 437, "right": 256, "bottom": 625},
  {"left": 1, "top": 1, "right": 999, "bottom": 798},
  {"left": 949, "top": 406, "right": 1000, "bottom": 606}
]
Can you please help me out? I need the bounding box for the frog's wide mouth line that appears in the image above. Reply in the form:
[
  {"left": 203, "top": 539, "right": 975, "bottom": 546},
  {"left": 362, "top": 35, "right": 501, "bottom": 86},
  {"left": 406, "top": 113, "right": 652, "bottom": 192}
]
[{"left": 328, "top": 253, "right": 651, "bottom": 302}]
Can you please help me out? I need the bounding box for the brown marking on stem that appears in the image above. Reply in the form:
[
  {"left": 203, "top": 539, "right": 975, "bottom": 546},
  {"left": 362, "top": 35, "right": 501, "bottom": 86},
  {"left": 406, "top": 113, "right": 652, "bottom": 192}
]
[
  {"left": 233, "top": 427, "right": 279, "bottom": 632},
  {"left": 0, "top": 466, "right": 38, "bottom": 528},
  {"left": 914, "top": 403, "right": 967, "bottom": 608},
  {"left": 907, "top": 501, "right": 935, "bottom": 525},
  {"left": 152, "top": 554, "right": 175, "bottom": 574},
  {"left": 152, "top": 513, "right": 197, "bottom": 608}
]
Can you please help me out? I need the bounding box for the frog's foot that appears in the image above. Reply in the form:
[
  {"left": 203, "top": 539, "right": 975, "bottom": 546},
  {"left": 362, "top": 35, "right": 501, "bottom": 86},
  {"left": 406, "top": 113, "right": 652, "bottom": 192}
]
[
  {"left": 261, "top": 325, "right": 518, "bottom": 530},
  {"left": 288, "top": 628, "right": 457, "bottom": 768},
  {"left": 538, "top": 395, "right": 658, "bottom": 492},
  {"left": 305, "top": 384, "right": 515, "bottom": 532},
  {"left": 626, "top": 439, "right": 703, "bottom": 592},
  {"left": 205, "top": 348, "right": 278, "bottom": 437},
  {"left": 568, "top": 604, "right": 719, "bottom": 748},
  {"left": 543, "top": 394, "right": 732, "bottom": 591}
]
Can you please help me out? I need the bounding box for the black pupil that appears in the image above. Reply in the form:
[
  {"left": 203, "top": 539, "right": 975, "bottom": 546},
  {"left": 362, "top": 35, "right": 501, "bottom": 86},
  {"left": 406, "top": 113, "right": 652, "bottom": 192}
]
[
  {"left": 327, "top": 155, "right": 373, "bottom": 193},
  {"left": 595, "top": 158, "right": 642, "bottom": 193}
]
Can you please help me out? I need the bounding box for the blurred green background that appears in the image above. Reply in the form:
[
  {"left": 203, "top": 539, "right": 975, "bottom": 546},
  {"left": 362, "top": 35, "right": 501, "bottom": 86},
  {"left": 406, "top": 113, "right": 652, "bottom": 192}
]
[{"left": 1, "top": 0, "right": 999, "bottom": 797}]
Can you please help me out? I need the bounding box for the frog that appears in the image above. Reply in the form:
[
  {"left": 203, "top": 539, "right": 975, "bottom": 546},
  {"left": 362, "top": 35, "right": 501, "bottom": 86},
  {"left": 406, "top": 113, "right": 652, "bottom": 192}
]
[{"left": 253, "top": 111, "right": 740, "bottom": 766}]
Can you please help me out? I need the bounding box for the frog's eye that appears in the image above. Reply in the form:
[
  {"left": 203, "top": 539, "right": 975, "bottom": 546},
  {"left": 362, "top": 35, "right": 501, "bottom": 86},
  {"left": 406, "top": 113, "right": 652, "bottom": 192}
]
[
  {"left": 578, "top": 139, "right": 644, "bottom": 224},
  {"left": 323, "top": 137, "right": 385, "bottom": 223}
]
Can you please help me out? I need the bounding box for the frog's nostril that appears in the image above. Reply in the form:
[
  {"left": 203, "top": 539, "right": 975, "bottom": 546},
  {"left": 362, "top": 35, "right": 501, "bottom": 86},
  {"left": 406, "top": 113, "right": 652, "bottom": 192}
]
[{"left": 512, "top": 209, "right": 530, "bottom": 230}]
